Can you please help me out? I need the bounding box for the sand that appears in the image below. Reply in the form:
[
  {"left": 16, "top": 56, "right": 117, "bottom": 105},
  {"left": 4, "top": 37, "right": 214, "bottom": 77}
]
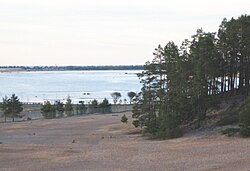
[{"left": 0, "top": 112, "right": 250, "bottom": 171}]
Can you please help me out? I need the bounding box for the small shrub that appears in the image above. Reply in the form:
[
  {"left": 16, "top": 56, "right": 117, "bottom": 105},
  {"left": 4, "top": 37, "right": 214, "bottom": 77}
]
[
  {"left": 221, "top": 128, "right": 240, "bottom": 137},
  {"left": 132, "top": 120, "right": 140, "bottom": 127},
  {"left": 239, "top": 96, "right": 250, "bottom": 137},
  {"left": 216, "top": 110, "right": 239, "bottom": 126},
  {"left": 239, "top": 127, "right": 250, "bottom": 137},
  {"left": 121, "top": 114, "right": 128, "bottom": 123}
]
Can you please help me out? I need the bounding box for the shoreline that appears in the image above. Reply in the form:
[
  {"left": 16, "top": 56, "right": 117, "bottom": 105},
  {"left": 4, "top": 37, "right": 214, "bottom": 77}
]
[{"left": 0, "top": 65, "right": 144, "bottom": 73}]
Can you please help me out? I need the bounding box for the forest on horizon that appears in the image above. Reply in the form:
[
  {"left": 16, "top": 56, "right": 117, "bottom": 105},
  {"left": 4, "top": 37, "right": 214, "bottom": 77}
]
[{"left": 0, "top": 65, "right": 144, "bottom": 71}]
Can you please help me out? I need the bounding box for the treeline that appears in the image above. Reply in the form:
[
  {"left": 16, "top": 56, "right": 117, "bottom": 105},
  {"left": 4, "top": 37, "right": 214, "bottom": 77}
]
[
  {"left": 0, "top": 94, "right": 113, "bottom": 121},
  {"left": 41, "top": 98, "right": 112, "bottom": 119},
  {"left": 0, "top": 65, "right": 143, "bottom": 71},
  {"left": 132, "top": 14, "right": 250, "bottom": 138},
  {"left": 1, "top": 92, "right": 137, "bottom": 122}
]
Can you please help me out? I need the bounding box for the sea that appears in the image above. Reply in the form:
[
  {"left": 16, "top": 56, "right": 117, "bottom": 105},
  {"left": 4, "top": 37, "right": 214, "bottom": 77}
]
[{"left": 0, "top": 70, "right": 142, "bottom": 104}]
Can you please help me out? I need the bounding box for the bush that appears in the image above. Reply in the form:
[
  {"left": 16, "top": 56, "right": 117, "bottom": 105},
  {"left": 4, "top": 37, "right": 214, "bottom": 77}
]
[
  {"left": 239, "top": 127, "right": 250, "bottom": 137},
  {"left": 132, "top": 120, "right": 140, "bottom": 127},
  {"left": 221, "top": 128, "right": 240, "bottom": 137},
  {"left": 216, "top": 110, "right": 239, "bottom": 126},
  {"left": 121, "top": 114, "right": 128, "bottom": 123},
  {"left": 239, "top": 96, "right": 250, "bottom": 137},
  {"left": 155, "top": 111, "right": 182, "bottom": 139}
]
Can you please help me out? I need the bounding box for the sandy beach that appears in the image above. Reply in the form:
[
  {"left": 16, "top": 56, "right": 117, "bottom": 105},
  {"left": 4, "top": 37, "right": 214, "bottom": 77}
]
[{"left": 0, "top": 112, "right": 250, "bottom": 171}]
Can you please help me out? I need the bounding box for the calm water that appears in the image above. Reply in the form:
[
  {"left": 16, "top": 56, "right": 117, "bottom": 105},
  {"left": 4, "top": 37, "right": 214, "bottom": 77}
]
[{"left": 0, "top": 70, "right": 142, "bottom": 104}]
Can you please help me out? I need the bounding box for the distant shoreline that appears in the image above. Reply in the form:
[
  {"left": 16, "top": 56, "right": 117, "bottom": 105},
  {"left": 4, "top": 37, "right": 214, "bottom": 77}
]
[
  {"left": 0, "top": 65, "right": 144, "bottom": 72},
  {"left": 0, "top": 68, "right": 26, "bottom": 73}
]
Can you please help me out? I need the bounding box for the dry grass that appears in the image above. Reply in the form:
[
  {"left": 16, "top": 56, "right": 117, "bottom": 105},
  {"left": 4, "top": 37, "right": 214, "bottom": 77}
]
[{"left": 0, "top": 112, "right": 250, "bottom": 171}]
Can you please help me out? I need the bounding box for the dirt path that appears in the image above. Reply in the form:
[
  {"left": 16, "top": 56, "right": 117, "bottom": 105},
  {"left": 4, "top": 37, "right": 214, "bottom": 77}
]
[{"left": 0, "top": 113, "right": 250, "bottom": 171}]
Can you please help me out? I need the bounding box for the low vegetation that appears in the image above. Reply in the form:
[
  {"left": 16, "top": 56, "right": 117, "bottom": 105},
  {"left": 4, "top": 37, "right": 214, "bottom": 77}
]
[
  {"left": 121, "top": 114, "right": 128, "bottom": 123},
  {"left": 221, "top": 128, "right": 240, "bottom": 137},
  {"left": 239, "top": 96, "right": 250, "bottom": 137}
]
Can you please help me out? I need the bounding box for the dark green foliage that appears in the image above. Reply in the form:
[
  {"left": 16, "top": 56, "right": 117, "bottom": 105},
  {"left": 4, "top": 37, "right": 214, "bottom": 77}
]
[
  {"left": 216, "top": 110, "right": 239, "bottom": 126},
  {"left": 132, "top": 42, "right": 184, "bottom": 137},
  {"left": 91, "top": 99, "right": 98, "bottom": 106},
  {"left": 132, "top": 120, "right": 140, "bottom": 127},
  {"left": 155, "top": 111, "right": 182, "bottom": 139},
  {"left": 239, "top": 127, "right": 250, "bottom": 137},
  {"left": 132, "top": 89, "right": 158, "bottom": 134},
  {"left": 1, "top": 96, "right": 9, "bottom": 122},
  {"left": 1, "top": 94, "right": 23, "bottom": 122},
  {"left": 99, "top": 98, "right": 111, "bottom": 113},
  {"left": 88, "top": 99, "right": 112, "bottom": 114},
  {"left": 88, "top": 99, "right": 99, "bottom": 114},
  {"left": 221, "top": 128, "right": 240, "bottom": 137},
  {"left": 41, "top": 101, "right": 56, "bottom": 119},
  {"left": 132, "top": 15, "right": 250, "bottom": 138},
  {"left": 121, "top": 114, "right": 128, "bottom": 123},
  {"left": 239, "top": 96, "right": 250, "bottom": 137},
  {"left": 56, "top": 102, "right": 64, "bottom": 118}
]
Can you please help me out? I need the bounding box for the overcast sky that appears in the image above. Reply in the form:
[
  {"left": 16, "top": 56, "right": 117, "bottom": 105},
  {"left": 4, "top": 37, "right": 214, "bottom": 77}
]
[{"left": 0, "top": 0, "right": 249, "bottom": 66}]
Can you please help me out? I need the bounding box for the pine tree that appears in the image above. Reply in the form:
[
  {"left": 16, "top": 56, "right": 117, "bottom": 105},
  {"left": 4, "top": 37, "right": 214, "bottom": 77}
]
[
  {"left": 132, "top": 14, "right": 250, "bottom": 138},
  {"left": 1, "top": 96, "right": 9, "bottom": 122},
  {"left": 99, "top": 98, "right": 111, "bottom": 113},
  {"left": 41, "top": 101, "right": 56, "bottom": 119},
  {"left": 1, "top": 94, "right": 23, "bottom": 122}
]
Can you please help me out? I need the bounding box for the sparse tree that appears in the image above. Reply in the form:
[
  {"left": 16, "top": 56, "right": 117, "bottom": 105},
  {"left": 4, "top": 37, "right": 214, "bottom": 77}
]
[
  {"left": 65, "top": 96, "right": 73, "bottom": 116},
  {"left": 111, "top": 92, "right": 121, "bottom": 104},
  {"left": 127, "top": 91, "right": 136, "bottom": 104}
]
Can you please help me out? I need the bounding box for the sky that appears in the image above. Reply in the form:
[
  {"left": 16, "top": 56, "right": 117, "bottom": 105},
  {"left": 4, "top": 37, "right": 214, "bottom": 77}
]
[{"left": 0, "top": 0, "right": 249, "bottom": 66}]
